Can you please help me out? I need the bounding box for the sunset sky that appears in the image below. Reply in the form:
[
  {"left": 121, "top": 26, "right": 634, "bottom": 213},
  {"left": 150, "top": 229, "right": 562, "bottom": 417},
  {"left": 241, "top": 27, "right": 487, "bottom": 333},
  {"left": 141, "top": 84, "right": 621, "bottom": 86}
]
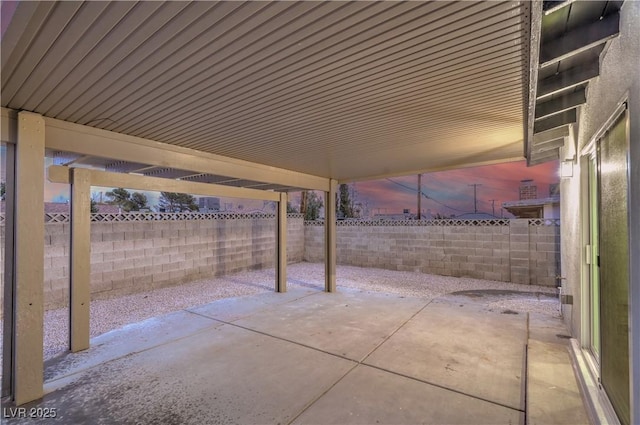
[
  {"left": 344, "top": 160, "right": 559, "bottom": 217},
  {"left": 1, "top": 149, "right": 559, "bottom": 219},
  {"left": 44, "top": 159, "right": 559, "bottom": 218}
]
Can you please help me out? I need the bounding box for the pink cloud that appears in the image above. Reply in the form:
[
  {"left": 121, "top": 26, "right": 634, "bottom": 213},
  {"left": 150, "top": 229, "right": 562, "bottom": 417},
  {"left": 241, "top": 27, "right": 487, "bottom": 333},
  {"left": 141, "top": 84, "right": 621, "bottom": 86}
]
[{"left": 352, "top": 160, "right": 559, "bottom": 217}]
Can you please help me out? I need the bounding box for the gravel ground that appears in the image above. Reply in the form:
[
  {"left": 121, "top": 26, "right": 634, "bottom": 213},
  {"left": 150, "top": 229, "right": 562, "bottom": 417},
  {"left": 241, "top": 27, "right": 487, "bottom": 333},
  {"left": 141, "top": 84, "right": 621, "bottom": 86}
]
[{"left": 0, "top": 261, "right": 560, "bottom": 364}]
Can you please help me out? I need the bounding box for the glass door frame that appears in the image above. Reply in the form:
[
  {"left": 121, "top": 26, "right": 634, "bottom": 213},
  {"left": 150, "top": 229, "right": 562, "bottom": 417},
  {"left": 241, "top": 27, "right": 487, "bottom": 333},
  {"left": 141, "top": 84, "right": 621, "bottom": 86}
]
[
  {"left": 579, "top": 101, "right": 631, "bottom": 425},
  {"left": 586, "top": 152, "right": 601, "bottom": 361}
]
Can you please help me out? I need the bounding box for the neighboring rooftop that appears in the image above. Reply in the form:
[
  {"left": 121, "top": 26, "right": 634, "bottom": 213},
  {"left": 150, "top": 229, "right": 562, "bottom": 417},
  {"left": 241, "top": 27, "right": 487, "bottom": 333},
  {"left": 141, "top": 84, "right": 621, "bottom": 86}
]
[{"left": 502, "top": 196, "right": 560, "bottom": 219}]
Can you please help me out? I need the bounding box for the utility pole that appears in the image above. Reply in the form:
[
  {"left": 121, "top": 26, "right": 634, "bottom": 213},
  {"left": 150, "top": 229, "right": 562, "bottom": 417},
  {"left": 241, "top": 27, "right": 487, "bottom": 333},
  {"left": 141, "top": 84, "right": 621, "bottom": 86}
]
[
  {"left": 300, "top": 191, "right": 308, "bottom": 217},
  {"left": 489, "top": 199, "right": 496, "bottom": 216},
  {"left": 417, "top": 174, "right": 422, "bottom": 220},
  {"left": 468, "top": 184, "right": 482, "bottom": 213}
]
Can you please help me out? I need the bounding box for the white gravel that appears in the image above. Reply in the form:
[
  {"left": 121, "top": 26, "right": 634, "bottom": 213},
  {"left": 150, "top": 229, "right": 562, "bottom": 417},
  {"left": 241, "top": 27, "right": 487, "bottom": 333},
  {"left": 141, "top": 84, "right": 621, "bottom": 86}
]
[{"left": 0, "top": 262, "right": 559, "bottom": 363}]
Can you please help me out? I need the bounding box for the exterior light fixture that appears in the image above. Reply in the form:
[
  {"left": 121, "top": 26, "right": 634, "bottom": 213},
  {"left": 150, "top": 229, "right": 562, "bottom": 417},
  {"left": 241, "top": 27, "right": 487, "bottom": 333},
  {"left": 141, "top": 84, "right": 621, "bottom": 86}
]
[{"left": 561, "top": 160, "right": 574, "bottom": 178}]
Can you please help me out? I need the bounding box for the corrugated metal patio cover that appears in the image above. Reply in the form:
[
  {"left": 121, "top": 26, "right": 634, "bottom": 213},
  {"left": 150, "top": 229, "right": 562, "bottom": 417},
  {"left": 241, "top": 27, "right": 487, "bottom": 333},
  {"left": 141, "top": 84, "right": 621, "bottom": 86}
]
[{"left": 2, "top": 1, "right": 529, "bottom": 181}]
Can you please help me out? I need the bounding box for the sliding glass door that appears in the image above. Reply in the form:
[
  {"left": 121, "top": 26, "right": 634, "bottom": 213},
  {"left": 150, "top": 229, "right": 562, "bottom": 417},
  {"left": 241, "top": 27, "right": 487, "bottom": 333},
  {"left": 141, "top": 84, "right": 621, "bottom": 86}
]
[{"left": 597, "top": 110, "right": 630, "bottom": 425}]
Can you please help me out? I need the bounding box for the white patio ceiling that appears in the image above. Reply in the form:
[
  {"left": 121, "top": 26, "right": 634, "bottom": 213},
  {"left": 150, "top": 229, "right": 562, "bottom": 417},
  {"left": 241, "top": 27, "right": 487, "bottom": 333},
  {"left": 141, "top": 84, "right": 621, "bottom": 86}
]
[{"left": 2, "top": 1, "right": 529, "bottom": 184}]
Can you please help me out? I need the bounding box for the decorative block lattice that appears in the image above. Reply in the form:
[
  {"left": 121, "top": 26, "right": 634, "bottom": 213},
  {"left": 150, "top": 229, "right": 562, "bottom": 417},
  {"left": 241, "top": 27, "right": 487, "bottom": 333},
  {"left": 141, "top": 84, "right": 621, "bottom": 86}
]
[
  {"left": 528, "top": 218, "right": 560, "bottom": 226},
  {"left": 0, "top": 213, "right": 558, "bottom": 227},
  {"left": 305, "top": 218, "right": 532, "bottom": 227}
]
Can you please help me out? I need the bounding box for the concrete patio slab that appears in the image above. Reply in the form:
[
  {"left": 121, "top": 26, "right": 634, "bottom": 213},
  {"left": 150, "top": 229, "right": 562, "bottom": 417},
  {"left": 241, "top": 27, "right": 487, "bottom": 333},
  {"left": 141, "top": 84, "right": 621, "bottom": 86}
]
[
  {"left": 527, "top": 340, "right": 590, "bottom": 425},
  {"left": 34, "top": 323, "right": 355, "bottom": 425},
  {"left": 294, "top": 365, "right": 523, "bottom": 425},
  {"left": 232, "top": 289, "right": 429, "bottom": 361},
  {"left": 364, "top": 298, "right": 527, "bottom": 411},
  {"left": 44, "top": 309, "right": 223, "bottom": 382},
  {"left": 528, "top": 312, "right": 572, "bottom": 345},
  {"left": 187, "top": 286, "right": 318, "bottom": 322}
]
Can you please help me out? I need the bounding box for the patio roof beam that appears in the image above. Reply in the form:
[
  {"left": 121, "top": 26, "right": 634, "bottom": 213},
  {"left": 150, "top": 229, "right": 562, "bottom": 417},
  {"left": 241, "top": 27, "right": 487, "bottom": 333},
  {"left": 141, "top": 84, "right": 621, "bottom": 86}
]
[
  {"left": 35, "top": 111, "right": 329, "bottom": 191},
  {"left": 48, "top": 166, "right": 282, "bottom": 202},
  {"left": 535, "top": 89, "right": 586, "bottom": 120},
  {"left": 539, "top": 12, "right": 620, "bottom": 68}
]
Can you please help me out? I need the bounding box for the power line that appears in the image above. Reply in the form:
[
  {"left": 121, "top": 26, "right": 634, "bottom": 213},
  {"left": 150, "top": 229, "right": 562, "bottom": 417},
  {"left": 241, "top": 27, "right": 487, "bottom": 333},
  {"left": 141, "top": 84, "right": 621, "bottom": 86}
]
[
  {"left": 417, "top": 174, "right": 422, "bottom": 220},
  {"left": 488, "top": 199, "right": 497, "bottom": 216},
  {"left": 385, "top": 178, "right": 468, "bottom": 213},
  {"left": 468, "top": 184, "right": 482, "bottom": 213}
]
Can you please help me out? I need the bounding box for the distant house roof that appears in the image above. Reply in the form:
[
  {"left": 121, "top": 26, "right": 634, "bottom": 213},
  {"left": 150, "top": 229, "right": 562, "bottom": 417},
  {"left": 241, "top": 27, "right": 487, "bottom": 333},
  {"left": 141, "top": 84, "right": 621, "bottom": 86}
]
[
  {"left": 454, "top": 213, "right": 500, "bottom": 220},
  {"left": 502, "top": 196, "right": 560, "bottom": 209},
  {"left": 45, "top": 202, "right": 70, "bottom": 213},
  {"left": 502, "top": 196, "right": 560, "bottom": 219},
  {"left": 93, "top": 204, "right": 120, "bottom": 214},
  {"left": 372, "top": 213, "right": 415, "bottom": 220}
]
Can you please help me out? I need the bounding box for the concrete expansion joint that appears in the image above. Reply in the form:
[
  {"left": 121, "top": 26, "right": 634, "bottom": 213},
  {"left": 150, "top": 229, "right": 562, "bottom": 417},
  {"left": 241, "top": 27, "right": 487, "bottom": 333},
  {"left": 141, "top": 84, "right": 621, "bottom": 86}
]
[
  {"left": 363, "top": 362, "right": 526, "bottom": 414},
  {"left": 189, "top": 313, "right": 357, "bottom": 363},
  {"left": 359, "top": 298, "right": 434, "bottom": 364},
  {"left": 286, "top": 362, "right": 360, "bottom": 425},
  {"left": 523, "top": 312, "right": 530, "bottom": 424}
]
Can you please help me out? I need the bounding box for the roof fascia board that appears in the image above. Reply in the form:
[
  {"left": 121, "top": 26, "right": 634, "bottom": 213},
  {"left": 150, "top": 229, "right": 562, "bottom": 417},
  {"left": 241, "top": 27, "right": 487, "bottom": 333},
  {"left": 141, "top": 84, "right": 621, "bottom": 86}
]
[
  {"left": 48, "top": 165, "right": 281, "bottom": 202},
  {"left": 525, "top": 0, "right": 543, "bottom": 166},
  {"left": 38, "top": 112, "right": 329, "bottom": 192}
]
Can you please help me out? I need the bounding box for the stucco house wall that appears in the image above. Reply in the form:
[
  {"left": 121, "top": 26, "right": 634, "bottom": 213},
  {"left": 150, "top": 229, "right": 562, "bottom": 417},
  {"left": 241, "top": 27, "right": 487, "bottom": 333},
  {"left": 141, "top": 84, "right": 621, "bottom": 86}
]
[{"left": 559, "top": 1, "right": 640, "bottom": 420}]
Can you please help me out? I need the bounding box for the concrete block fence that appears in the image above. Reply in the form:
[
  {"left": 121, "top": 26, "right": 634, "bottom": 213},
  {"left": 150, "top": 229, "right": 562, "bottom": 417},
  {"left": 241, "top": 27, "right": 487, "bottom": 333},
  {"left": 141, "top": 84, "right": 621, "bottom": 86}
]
[
  {"left": 0, "top": 215, "right": 559, "bottom": 312},
  {"left": 0, "top": 213, "right": 304, "bottom": 311},
  {"left": 304, "top": 218, "right": 560, "bottom": 287}
]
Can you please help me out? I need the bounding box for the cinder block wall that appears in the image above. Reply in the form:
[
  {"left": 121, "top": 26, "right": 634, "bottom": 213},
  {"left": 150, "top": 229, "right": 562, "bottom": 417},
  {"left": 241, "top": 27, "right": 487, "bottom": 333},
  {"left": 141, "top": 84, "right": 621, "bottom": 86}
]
[
  {"left": 303, "top": 219, "right": 560, "bottom": 286},
  {"left": 0, "top": 215, "right": 304, "bottom": 312},
  {"left": 0, "top": 216, "right": 560, "bottom": 314}
]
